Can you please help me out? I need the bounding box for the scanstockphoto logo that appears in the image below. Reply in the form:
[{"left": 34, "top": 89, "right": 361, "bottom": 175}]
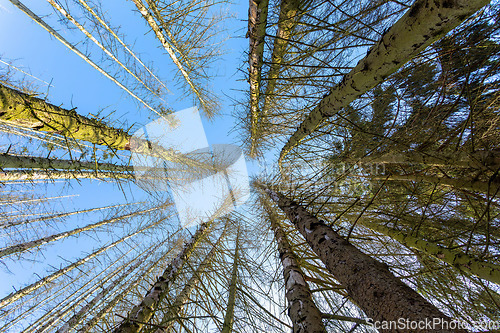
[
  {"left": 129, "top": 107, "right": 250, "bottom": 228},
  {"left": 365, "top": 318, "right": 500, "bottom": 332}
]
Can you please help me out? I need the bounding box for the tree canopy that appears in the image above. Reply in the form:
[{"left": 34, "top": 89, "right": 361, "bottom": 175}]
[{"left": 1, "top": 0, "right": 499, "bottom": 332}]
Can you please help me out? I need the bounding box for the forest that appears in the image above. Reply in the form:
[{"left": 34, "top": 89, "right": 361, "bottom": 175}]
[{"left": 0, "top": 0, "right": 499, "bottom": 332}]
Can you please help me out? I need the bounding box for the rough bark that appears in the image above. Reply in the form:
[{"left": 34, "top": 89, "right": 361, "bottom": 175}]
[
  {"left": 154, "top": 226, "right": 227, "bottom": 333},
  {"left": 247, "top": 0, "right": 269, "bottom": 157},
  {"left": 280, "top": 0, "right": 491, "bottom": 163},
  {"left": 221, "top": 230, "right": 240, "bottom": 333},
  {"left": 0, "top": 83, "right": 130, "bottom": 150},
  {"left": 266, "top": 188, "right": 467, "bottom": 333},
  {"left": 114, "top": 221, "right": 212, "bottom": 333},
  {"left": 266, "top": 206, "right": 327, "bottom": 333}
]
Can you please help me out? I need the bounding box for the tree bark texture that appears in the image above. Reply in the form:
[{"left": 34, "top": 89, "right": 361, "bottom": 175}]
[
  {"left": 266, "top": 188, "right": 467, "bottom": 333},
  {"left": 280, "top": 0, "right": 490, "bottom": 163}
]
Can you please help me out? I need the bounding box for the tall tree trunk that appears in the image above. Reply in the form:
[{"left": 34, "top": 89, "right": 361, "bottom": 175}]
[
  {"left": 0, "top": 215, "right": 170, "bottom": 308},
  {"left": 27, "top": 247, "right": 136, "bottom": 333},
  {"left": 248, "top": 0, "right": 269, "bottom": 157},
  {"left": 373, "top": 173, "right": 500, "bottom": 196},
  {"left": 354, "top": 218, "right": 500, "bottom": 285},
  {"left": 7, "top": 0, "right": 160, "bottom": 115},
  {"left": 79, "top": 238, "right": 183, "bottom": 333},
  {"left": 0, "top": 84, "right": 218, "bottom": 171},
  {"left": 280, "top": 0, "right": 491, "bottom": 163},
  {"left": 130, "top": 0, "right": 213, "bottom": 116},
  {"left": 0, "top": 83, "right": 130, "bottom": 150},
  {"left": 266, "top": 204, "right": 327, "bottom": 333},
  {"left": 262, "top": 0, "right": 302, "bottom": 113},
  {"left": 153, "top": 226, "right": 227, "bottom": 333},
  {"left": 359, "top": 150, "right": 500, "bottom": 170},
  {"left": 76, "top": 0, "right": 168, "bottom": 93},
  {"left": 47, "top": 0, "right": 162, "bottom": 100},
  {"left": 0, "top": 169, "right": 134, "bottom": 182},
  {"left": 0, "top": 153, "right": 134, "bottom": 173},
  {"left": 221, "top": 229, "right": 240, "bottom": 333},
  {"left": 265, "top": 188, "right": 467, "bottom": 332},
  {"left": 57, "top": 240, "right": 169, "bottom": 333},
  {"left": 0, "top": 202, "right": 137, "bottom": 230},
  {"left": 0, "top": 205, "right": 167, "bottom": 259},
  {"left": 114, "top": 221, "right": 213, "bottom": 333}
]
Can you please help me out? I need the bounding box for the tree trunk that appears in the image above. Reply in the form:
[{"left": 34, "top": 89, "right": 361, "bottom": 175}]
[
  {"left": 0, "top": 205, "right": 166, "bottom": 259},
  {"left": 0, "top": 202, "right": 136, "bottom": 230},
  {"left": 221, "top": 229, "right": 240, "bottom": 333},
  {"left": 0, "top": 215, "right": 171, "bottom": 308},
  {"left": 280, "top": 0, "right": 490, "bottom": 162},
  {"left": 0, "top": 83, "right": 130, "bottom": 150},
  {"left": 248, "top": 0, "right": 269, "bottom": 157},
  {"left": 266, "top": 205, "right": 327, "bottom": 333},
  {"left": 57, "top": 240, "right": 171, "bottom": 333},
  {"left": 0, "top": 84, "right": 218, "bottom": 171},
  {"left": 130, "top": 0, "right": 211, "bottom": 116},
  {"left": 355, "top": 218, "right": 500, "bottom": 285},
  {"left": 374, "top": 173, "right": 500, "bottom": 196},
  {"left": 47, "top": 0, "right": 161, "bottom": 100},
  {"left": 7, "top": 1, "right": 159, "bottom": 115},
  {"left": 266, "top": 188, "right": 467, "bottom": 333},
  {"left": 114, "top": 221, "right": 213, "bottom": 333},
  {"left": 262, "top": 0, "right": 301, "bottom": 114},
  {"left": 360, "top": 150, "right": 500, "bottom": 170},
  {"left": 0, "top": 153, "right": 134, "bottom": 173},
  {"left": 79, "top": 238, "right": 183, "bottom": 333},
  {"left": 76, "top": 0, "right": 168, "bottom": 93},
  {"left": 153, "top": 226, "right": 227, "bottom": 333}
]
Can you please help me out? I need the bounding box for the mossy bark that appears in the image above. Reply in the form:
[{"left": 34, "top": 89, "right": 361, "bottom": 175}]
[
  {"left": 358, "top": 219, "right": 500, "bottom": 285},
  {"left": 280, "top": 0, "right": 491, "bottom": 163},
  {"left": 0, "top": 153, "right": 134, "bottom": 172},
  {"left": 0, "top": 84, "right": 130, "bottom": 150},
  {"left": 267, "top": 189, "right": 467, "bottom": 333},
  {"left": 376, "top": 174, "right": 500, "bottom": 196}
]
